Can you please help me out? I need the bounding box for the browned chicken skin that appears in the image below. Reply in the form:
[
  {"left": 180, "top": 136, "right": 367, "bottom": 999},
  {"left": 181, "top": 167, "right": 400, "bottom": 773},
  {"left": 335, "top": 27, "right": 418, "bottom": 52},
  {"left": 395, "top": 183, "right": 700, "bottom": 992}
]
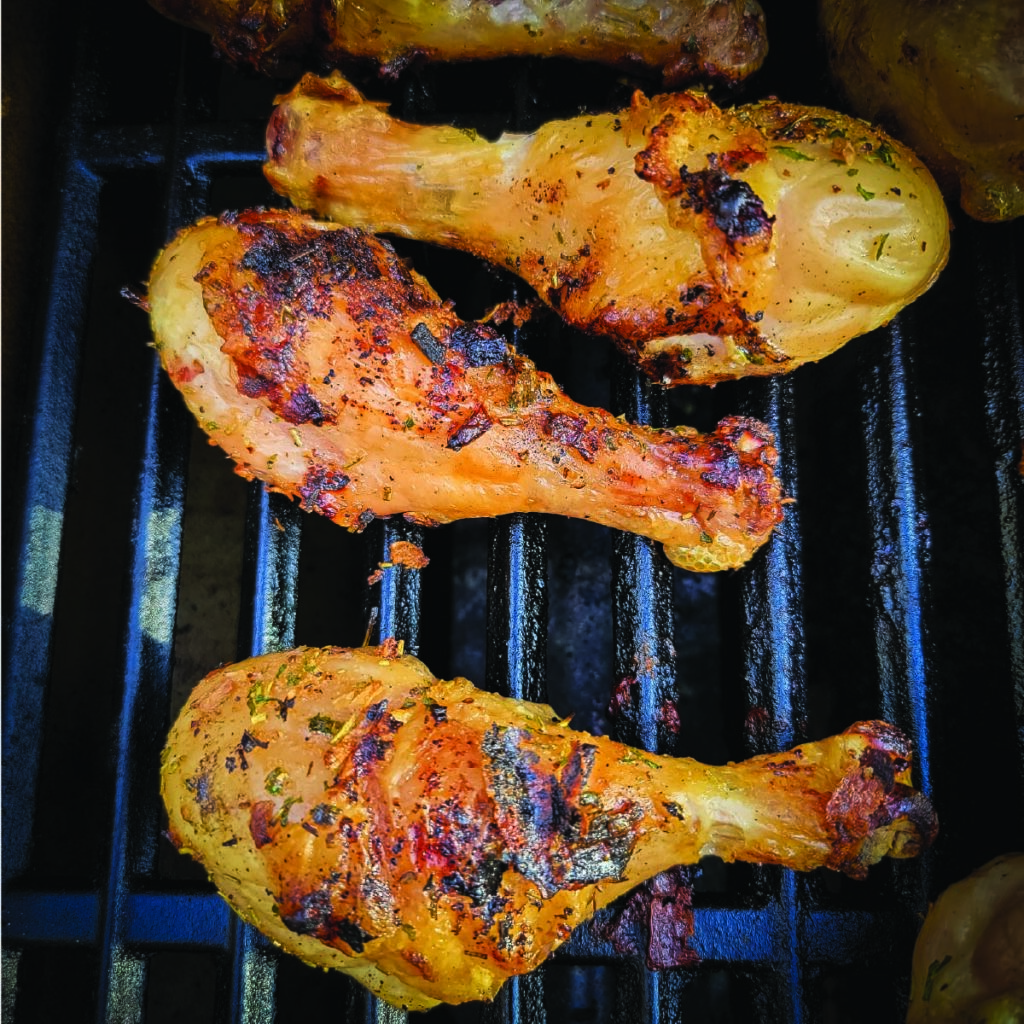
[
  {"left": 146, "top": 0, "right": 767, "bottom": 86},
  {"left": 161, "top": 645, "right": 938, "bottom": 1010},
  {"left": 821, "top": 0, "right": 1024, "bottom": 222},
  {"left": 146, "top": 209, "right": 783, "bottom": 571},
  {"left": 264, "top": 72, "right": 950, "bottom": 386}
]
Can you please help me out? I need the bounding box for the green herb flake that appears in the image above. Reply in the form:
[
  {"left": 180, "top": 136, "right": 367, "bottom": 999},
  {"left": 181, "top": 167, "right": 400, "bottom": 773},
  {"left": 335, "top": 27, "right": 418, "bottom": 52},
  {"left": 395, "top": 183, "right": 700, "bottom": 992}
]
[
  {"left": 274, "top": 796, "right": 301, "bottom": 827},
  {"left": 619, "top": 749, "right": 662, "bottom": 770},
  {"left": 402, "top": 416, "right": 415, "bottom": 429},
  {"left": 247, "top": 680, "right": 275, "bottom": 719},
  {"left": 265, "top": 766, "right": 288, "bottom": 795},
  {"left": 846, "top": 168, "right": 859, "bottom": 177},
  {"left": 308, "top": 713, "right": 344, "bottom": 737},
  {"left": 874, "top": 233, "right": 890, "bottom": 261},
  {"left": 775, "top": 146, "right": 814, "bottom": 162},
  {"left": 874, "top": 141, "right": 898, "bottom": 169},
  {"left": 857, "top": 183, "right": 876, "bottom": 201},
  {"left": 922, "top": 955, "right": 953, "bottom": 1002},
  {"left": 700, "top": 531, "right": 714, "bottom": 544}
]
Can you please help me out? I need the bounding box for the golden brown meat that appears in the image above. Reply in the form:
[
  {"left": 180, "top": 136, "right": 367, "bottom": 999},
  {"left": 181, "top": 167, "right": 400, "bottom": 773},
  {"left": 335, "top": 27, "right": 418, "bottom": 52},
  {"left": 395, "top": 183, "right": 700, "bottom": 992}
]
[
  {"left": 145, "top": 208, "right": 783, "bottom": 571},
  {"left": 264, "top": 72, "right": 951, "bottom": 386},
  {"left": 147, "top": 0, "right": 767, "bottom": 86},
  {"left": 906, "top": 853, "right": 1024, "bottom": 1024},
  {"left": 162, "top": 645, "right": 938, "bottom": 1010},
  {"left": 821, "top": 0, "right": 1024, "bottom": 222}
]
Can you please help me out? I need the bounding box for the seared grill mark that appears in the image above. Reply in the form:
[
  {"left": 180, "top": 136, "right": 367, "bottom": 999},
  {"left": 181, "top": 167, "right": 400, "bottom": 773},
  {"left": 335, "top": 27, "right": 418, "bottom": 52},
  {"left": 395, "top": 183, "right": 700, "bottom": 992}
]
[
  {"left": 299, "top": 465, "right": 351, "bottom": 515},
  {"left": 449, "top": 324, "right": 508, "bottom": 367},
  {"left": 202, "top": 216, "right": 443, "bottom": 427},
  {"left": 279, "top": 878, "right": 377, "bottom": 953},
  {"left": 185, "top": 767, "right": 217, "bottom": 818},
  {"left": 675, "top": 159, "right": 774, "bottom": 252},
  {"left": 411, "top": 322, "right": 446, "bottom": 365},
  {"left": 281, "top": 383, "right": 327, "bottom": 425},
  {"left": 237, "top": 215, "right": 386, "bottom": 294},
  {"left": 447, "top": 407, "right": 494, "bottom": 451},
  {"left": 249, "top": 800, "right": 278, "bottom": 849},
  {"left": 482, "top": 725, "right": 638, "bottom": 897},
  {"left": 545, "top": 413, "right": 599, "bottom": 463}
]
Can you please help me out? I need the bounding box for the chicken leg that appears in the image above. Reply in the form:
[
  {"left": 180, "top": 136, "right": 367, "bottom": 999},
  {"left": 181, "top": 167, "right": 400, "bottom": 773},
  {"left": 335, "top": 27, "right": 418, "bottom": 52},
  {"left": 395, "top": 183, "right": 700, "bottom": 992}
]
[
  {"left": 162, "top": 645, "right": 938, "bottom": 1010},
  {"left": 145, "top": 208, "right": 783, "bottom": 571}
]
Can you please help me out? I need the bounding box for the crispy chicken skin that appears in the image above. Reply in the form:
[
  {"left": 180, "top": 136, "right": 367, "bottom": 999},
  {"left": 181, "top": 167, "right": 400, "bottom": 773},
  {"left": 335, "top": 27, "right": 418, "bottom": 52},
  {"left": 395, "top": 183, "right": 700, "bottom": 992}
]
[
  {"left": 146, "top": 209, "right": 783, "bottom": 571},
  {"left": 147, "top": 0, "right": 767, "bottom": 86},
  {"left": 264, "top": 72, "right": 950, "bottom": 386},
  {"left": 162, "top": 645, "right": 938, "bottom": 1010},
  {"left": 821, "top": 0, "right": 1024, "bottom": 222}
]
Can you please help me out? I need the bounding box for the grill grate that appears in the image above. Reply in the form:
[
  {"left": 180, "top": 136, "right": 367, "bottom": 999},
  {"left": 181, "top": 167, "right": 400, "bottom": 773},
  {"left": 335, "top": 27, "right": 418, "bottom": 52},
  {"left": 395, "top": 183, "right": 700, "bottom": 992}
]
[{"left": 4, "top": 1, "right": 1023, "bottom": 1022}]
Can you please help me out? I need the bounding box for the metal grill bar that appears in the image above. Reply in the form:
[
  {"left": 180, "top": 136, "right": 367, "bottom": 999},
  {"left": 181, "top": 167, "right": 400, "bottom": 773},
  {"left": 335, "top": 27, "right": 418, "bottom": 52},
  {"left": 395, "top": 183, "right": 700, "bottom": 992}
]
[
  {"left": 737, "top": 375, "right": 807, "bottom": 1024},
  {"left": 860, "top": 317, "right": 932, "bottom": 784},
  {"left": 969, "top": 223, "right": 1024, "bottom": 780},
  {"left": 2, "top": 157, "right": 103, "bottom": 882}
]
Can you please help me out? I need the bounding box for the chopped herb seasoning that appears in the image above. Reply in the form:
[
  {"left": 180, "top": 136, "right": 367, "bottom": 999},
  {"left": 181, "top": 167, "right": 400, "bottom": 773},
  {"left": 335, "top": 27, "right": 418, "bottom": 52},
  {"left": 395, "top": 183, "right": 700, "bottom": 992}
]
[
  {"left": 856, "top": 183, "right": 876, "bottom": 201},
  {"left": 308, "top": 713, "right": 344, "bottom": 737},
  {"left": 775, "top": 147, "right": 814, "bottom": 161},
  {"left": 923, "top": 955, "right": 952, "bottom": 1001},
  {"left": 874, "top": 141, "right": 898, "bottom": 169},
  {"left": 265, "top": 766, "right": 288, "bottom": 795},
  {"left": 846, "top": 168, "right": 859, "bottom": 177},
  {"left": 875, "top": 233, "right": 890, "bottom": 260},
  {"left": 275, "top": 796, "right": 302, "bottom": 826}
]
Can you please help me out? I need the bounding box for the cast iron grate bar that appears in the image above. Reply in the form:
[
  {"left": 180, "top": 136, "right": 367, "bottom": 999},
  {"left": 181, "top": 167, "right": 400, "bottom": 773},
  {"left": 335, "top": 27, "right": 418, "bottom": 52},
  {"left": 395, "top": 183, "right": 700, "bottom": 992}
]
[
  {"left": 968, "top": 221, "right": 1024, "bottom": 780},
  {"left": 738, "top": 374, "right": 807, "bottom": 1024},
  {"left": 2, "top": 156, "right": 104, "bottom": 884},
  {"left": 95, "top": 49, "right": 218, "bottom": 1019}
]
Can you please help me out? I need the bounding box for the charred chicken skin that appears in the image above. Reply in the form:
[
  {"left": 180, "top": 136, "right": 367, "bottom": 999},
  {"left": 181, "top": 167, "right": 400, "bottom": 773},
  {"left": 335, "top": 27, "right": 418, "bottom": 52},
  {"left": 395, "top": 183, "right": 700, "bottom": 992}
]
[
  {"left": 264, "top": 72, "right": 950, "bottom": 386},
  {"left": 146, "top": 209, "right": 783, "bottom": 571},
  {"left": 147, "top": 0, "right": 767, "bottom": 86},
  {"left": 162, "top": 645, "right": 939, "bottom": 1010}
]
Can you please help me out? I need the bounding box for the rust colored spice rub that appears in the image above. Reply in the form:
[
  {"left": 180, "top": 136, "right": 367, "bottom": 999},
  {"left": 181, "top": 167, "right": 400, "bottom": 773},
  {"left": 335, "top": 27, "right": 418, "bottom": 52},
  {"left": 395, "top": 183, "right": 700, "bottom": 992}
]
[
  {"left": 161, "top": 646, "right": 938, "bottom": 1011},
  {"left": 145, "top": 209, "right": 784, "bottom": 571}
]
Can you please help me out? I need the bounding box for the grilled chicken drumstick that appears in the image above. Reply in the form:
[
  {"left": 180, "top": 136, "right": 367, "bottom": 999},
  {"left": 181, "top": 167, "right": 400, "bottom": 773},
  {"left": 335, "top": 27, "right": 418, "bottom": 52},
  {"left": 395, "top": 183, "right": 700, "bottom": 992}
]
[
  {"left": 162, "top": 645, "right": 938, "bottom": 1011},
  {"left": 147, "top": 0, "right": 767, "bottom": 86},
  {"left": 265, "top": 72, "right": 950, "bottom": 386},
  {"left": 146, "top": 209, "right": 783, "bottom": 571}
]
